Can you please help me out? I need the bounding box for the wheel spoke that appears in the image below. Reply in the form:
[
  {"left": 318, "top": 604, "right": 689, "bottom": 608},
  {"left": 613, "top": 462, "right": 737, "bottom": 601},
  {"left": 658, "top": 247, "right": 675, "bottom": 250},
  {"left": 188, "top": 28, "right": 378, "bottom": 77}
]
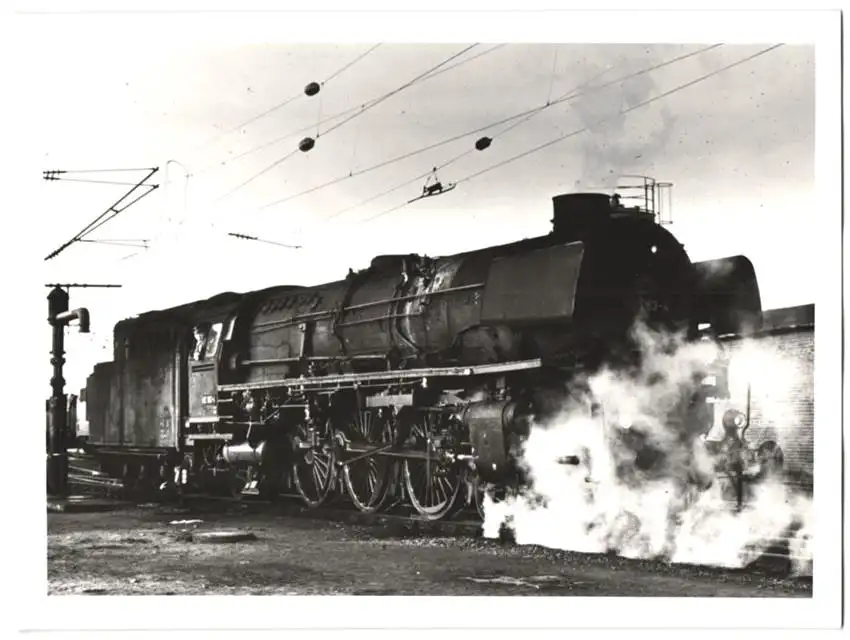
[
  {"left": 367, "top": 461, "right": 378, "bottom": 491},
  {"left": 402, "top": 411, "right": 461, "bottom": 520},
  {"left": 437, "top": 476, "right": 450, "bottom": 504},
  {"left": 292, "top": 423, "right": 336, "bottom": 508},
  {"left": 314, "top": 453, "right": 329, "bottom": 477},
  {"left": 343, "top": 408, "right": 395, "bottom": 513}
]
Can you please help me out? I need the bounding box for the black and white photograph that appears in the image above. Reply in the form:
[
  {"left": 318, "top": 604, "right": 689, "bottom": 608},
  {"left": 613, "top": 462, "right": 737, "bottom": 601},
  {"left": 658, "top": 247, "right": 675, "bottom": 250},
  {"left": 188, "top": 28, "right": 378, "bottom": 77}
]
[{"left": 8, "top": 3, "right": 842, "bottom": 635}]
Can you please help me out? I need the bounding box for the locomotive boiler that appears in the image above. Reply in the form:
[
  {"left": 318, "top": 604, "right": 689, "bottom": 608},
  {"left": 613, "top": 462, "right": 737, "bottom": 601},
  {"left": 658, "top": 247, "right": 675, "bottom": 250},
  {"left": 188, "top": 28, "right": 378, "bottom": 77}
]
[{"left": 80, "top": 180, "right": 764, "bottom": 520}]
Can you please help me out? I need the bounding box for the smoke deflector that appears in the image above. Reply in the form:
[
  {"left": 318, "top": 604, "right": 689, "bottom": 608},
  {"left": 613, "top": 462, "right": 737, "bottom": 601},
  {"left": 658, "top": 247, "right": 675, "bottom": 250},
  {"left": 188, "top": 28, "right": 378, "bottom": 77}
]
[{"left": 693, "top": 256, "right": 763, "bottom": 336}]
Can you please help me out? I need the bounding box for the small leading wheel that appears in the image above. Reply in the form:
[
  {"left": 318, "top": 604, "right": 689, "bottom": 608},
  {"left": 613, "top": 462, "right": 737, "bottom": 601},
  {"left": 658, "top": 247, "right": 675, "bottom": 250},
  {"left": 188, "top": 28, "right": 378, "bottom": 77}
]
[
  {"left": 342, "top": 408, "right": 396, "bottom": 513},
  {"left": 401, "top": 410, "right": 462, "bottom": 521},
  {"left": 291, "top": 422, "right": 337, "bottom": 508}
]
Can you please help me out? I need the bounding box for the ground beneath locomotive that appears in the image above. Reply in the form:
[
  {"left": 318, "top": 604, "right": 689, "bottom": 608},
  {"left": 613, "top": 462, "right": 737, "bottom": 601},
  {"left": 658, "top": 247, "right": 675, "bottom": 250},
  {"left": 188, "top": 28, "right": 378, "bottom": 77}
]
[{"left": 47, "top": 507, "right": 811, "bottom": 597}]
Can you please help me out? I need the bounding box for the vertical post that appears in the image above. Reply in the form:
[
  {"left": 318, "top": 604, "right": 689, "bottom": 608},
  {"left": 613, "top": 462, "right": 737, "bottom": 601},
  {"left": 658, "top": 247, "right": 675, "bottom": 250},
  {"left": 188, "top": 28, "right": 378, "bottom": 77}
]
[
  {"left": 47, "top": 286, "right": 70, "bottom": 497},
  {"left": 46, "top": 287, "right": 90, "bottom": 499}
]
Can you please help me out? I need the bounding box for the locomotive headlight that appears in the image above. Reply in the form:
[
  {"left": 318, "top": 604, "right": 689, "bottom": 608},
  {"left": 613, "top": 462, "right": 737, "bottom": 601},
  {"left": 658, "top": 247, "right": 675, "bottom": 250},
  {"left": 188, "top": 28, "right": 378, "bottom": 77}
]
[
  {"left": 650, "top": 245, "right": 658, "bottom": 254},
  {"left": 722, "top": 409, "right": 747, "bottom": 433}
]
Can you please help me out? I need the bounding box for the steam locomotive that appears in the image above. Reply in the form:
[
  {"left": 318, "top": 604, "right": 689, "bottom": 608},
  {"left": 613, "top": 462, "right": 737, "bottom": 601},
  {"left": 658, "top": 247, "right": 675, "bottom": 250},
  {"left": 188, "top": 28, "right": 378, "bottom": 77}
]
[{"left": 79, "top": 179, "right": 764, "bottom": 519}]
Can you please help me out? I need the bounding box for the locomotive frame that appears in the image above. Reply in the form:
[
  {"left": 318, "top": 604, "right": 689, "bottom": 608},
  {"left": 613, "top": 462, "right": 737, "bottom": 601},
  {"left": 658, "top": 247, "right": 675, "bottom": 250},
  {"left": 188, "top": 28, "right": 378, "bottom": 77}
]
[{"left": 78, "top": 179, "right": 768, "bottom": 520}]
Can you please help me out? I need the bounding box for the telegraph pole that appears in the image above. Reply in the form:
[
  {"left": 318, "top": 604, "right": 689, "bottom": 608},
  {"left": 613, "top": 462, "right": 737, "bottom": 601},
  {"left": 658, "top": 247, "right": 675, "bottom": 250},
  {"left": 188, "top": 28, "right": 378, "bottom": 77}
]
[{"left": 46, "top": 286, "right": 92, "bottom": 497}]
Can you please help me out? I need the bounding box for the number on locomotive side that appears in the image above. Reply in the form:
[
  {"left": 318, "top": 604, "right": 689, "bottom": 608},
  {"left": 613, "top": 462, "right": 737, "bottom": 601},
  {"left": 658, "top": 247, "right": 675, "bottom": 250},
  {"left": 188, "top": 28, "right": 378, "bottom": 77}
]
[{"left": 264, "top": 292, "right": 324, "bottom": 314}]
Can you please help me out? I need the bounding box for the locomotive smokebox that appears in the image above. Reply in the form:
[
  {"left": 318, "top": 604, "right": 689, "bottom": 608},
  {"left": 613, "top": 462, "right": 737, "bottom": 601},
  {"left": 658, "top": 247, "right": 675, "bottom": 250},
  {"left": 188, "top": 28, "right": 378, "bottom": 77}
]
[{"left": 551, "top": 192, "right": 612, "bottom": 237}]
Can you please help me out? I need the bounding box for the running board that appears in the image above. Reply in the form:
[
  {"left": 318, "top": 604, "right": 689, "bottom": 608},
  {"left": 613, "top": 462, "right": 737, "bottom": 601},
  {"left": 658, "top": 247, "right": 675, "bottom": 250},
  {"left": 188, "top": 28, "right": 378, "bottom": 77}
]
[{"left": 218, "top": 358, "right": 544, "bottom": 394}]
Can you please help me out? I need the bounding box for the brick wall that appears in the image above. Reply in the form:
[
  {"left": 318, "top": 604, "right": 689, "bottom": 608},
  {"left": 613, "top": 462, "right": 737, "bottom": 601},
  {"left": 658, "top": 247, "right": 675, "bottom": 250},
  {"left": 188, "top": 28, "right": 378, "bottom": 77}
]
[{"left": 721, "top": 305, "right": 814, "bottom": 490}]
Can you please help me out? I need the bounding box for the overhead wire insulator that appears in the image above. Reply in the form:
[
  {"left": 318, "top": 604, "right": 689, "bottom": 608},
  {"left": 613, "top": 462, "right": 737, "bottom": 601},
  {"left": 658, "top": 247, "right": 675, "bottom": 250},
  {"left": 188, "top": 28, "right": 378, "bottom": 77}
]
[
  {"left": 475, "top": 136, "right": 492, "bottom": 151},
  {"left": 299, "top": 137, "right": 316, "bottom": 152},
  {"left": 304, "top": 82, "right": 321, "bottom": 97}
]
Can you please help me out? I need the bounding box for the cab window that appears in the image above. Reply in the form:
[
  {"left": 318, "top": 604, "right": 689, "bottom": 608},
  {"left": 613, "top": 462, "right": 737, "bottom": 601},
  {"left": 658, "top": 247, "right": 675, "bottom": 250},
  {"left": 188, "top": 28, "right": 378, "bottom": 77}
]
[
  {"left": 191, "top": 322, "right": 224, "bottom": 361},
  {"left": 205, "top": 322, "right": 223, "bottom": 358},
  {"left": 191, "top": 324, "right": 209, "bottom": 361}
]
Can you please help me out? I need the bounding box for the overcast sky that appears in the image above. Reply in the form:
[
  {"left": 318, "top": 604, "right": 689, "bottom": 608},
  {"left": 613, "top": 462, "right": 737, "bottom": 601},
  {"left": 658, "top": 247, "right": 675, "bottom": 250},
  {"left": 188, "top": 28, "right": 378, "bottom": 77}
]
[{"left": 8, "top": 11, "right": 830, "bottom": 392}]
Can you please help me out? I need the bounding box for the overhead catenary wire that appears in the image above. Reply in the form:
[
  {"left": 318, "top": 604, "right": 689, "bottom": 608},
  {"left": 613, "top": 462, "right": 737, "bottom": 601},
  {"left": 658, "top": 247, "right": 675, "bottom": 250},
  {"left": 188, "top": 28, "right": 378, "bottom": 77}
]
[
  {"left": 43, "top": 167, "right": 160, "bottom": 261},
  {"left": 44, "top": 283, "right": 123, "bottom": 289},
  {"left": 81, "top": 184, "right": 159, "bottom": 238},
  {"left": 256, "top": 43, "right": 721, "bottom": 215},
  {"left": 208, "top": 44, "right": 481, "bottom": 208},
  {"left": 41, "top": 177, "right": 158, "bottom": 187},
  {"left": 546, "top": 44, "right": 560, "bottom": 105},
  {"left": 324, "top": 64, "right": 618, "bottom": 222},
  {"left": 74, "top": 238, "right": 149, "bottom": 243},
  {"left": 186, "top": 44, "right": 384, "bottom": 159},
  {"left": 317, "top": 44, "right": 478, "bottom": 139},
  {"left": 456, "top": 45, "right": 785, "bottom": 187},
  {"left": 197, "top": 44, "right": 508, "bottom": 177},
  {"left": 325, "top": 151, "right": 470, "bottom": 222},
  {"left": 42, "top": 167, "right": 156, "bottom": 174},
  {"left": 78, "top": 239, "right": 150, "bottom": 248},
  {"left": 196, "top": 95, "right": 302, "bottom": 153},
  {"left": 227, "top": 232, "right": 302, "bottom": 249},
  {"left": 193, "top": 103, "right": 362, "bottom": 175},
  {"left": 123, "top": 44, "right": 718, "bottom": 266},
  {"left": 211, "top": 148, "right": 300, "bottom": 205},
  {"left": 322, "top": 43, "right": 383, "bottom": 85},
  {"left": 361, "top": 44, "right": 784, "bottom": 225}
]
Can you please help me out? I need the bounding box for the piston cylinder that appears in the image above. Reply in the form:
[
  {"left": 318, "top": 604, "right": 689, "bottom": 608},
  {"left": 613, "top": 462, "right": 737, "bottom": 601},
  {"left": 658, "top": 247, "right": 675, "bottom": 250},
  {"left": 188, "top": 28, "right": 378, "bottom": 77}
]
[{"left": 222, "top": 441, "right": 269, "bottom": 466}]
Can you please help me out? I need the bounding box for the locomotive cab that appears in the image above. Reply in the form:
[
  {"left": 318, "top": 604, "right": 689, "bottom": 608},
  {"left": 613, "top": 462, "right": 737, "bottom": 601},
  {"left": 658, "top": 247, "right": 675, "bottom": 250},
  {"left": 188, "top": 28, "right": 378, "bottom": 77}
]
[{"left": 187, "top": 318, "right": 228, "bottom": 423}]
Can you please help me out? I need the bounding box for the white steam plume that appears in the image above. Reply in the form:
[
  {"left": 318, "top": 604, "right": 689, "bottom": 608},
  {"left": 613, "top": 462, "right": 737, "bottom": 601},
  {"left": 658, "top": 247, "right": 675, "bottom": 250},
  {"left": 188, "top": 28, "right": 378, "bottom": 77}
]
[
  {"left": 482, "top": 324, "right": 813, "bottom": 575},
  {"left": 569, "top": 55, "right": 676, "bottom": 192}
]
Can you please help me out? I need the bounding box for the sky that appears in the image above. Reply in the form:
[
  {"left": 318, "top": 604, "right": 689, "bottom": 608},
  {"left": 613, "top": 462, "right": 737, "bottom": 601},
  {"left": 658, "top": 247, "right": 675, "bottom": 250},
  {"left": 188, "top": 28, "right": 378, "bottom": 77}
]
[{"left": 5, "top": 11, "right": 829, "bottom": 394}]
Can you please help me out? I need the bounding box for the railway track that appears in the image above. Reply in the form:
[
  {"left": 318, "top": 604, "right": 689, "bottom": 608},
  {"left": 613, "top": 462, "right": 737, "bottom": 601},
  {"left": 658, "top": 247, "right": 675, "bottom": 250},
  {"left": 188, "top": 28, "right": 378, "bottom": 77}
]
[{"left": 62, "top": 457, "right": 810, "bottom": 576}]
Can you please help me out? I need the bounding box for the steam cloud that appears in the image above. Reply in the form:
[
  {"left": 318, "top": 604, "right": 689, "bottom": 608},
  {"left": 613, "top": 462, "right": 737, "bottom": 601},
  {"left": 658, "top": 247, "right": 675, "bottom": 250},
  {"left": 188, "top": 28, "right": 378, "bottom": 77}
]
[
  {"left": 570, "top": 55, "right": 677, "bottom": 192},
  {"left": 481, "top": 324, "right": 813, "bottom": 576}
]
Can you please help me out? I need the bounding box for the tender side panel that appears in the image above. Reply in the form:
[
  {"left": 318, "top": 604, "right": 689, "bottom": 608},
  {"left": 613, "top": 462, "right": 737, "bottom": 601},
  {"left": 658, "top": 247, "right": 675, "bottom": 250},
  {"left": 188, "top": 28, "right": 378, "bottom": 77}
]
[
  {"left": 86, "top": 362, "right": 114, "bottom": 445},
  {"left": 161, "top": 335, "right": 181, "bottom": 448},
  {"left": 107, "top": 365, "right": 123, "bottom": 445},
  {"left": 121, "top": 329, "right": 179, "bottom": 448},
  {"left": 480, "top": 242, "right": 584, "bottom": 326}
]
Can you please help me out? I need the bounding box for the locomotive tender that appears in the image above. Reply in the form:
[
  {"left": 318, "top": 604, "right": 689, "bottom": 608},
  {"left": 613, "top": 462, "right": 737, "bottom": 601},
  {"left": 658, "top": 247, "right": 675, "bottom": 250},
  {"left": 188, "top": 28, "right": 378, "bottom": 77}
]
[{"left": 81, "top": 181, "right": 764, "bottom": 520}]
